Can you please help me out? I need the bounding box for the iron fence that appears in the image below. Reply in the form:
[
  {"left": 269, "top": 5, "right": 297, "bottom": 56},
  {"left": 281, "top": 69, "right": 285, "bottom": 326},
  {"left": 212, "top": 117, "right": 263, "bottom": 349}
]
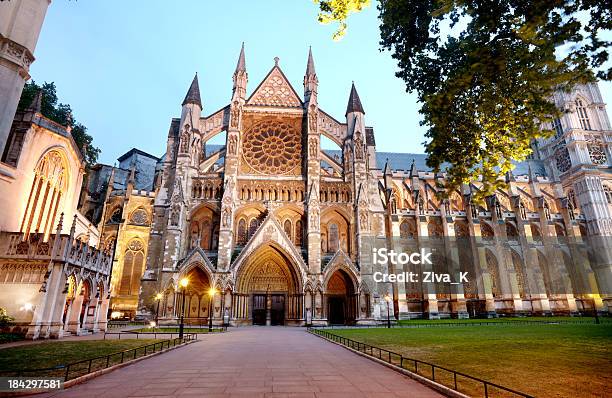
[
  {"left": 308, "top": 328, "right": 534, "bottom": 398},
  {"left": 0, "top": 334, "right": 197, "bottom": 381}
]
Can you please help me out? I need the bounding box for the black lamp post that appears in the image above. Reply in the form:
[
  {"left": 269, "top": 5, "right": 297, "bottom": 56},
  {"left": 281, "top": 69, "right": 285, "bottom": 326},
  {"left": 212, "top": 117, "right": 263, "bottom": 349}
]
[
  {"left": 384, "top": 294, "right": 392, "bottom": 328},
  {"left": 154, "top": 293, "right": 162, "bottom": 328},
  {"left": 589, "top": 295, "right": 600, "bottom": 324},
  {"left": 208, "top": 287, "right": 218, "bottom": 332},
  {"left": 179, "top": 278, "right": 189, "bottom": 339}
]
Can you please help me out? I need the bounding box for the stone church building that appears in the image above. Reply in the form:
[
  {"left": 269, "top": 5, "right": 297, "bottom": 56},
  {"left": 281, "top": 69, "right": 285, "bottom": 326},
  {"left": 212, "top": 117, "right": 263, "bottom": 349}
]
[{"left": 83, "top": 46, "right": 611, "bottom": 325}]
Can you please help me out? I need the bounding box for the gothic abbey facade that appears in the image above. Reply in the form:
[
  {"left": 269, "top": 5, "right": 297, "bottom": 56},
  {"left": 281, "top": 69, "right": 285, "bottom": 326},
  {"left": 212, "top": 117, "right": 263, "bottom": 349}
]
[{"left": 87, "top": 46, "right": 611, "bottom": 325}]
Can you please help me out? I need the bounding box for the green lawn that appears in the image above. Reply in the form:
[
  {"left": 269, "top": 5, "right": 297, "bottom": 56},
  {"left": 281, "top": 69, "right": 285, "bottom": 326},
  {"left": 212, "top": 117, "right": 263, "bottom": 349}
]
[
  {"left": 396, "top": 316, "right": 608, "bottom": 326},
  {"left": 329, "top": 324, "right": 612, "bottom": 398},
  {"left": 0, "top": 339, "right": 163, "bottom": 379}
]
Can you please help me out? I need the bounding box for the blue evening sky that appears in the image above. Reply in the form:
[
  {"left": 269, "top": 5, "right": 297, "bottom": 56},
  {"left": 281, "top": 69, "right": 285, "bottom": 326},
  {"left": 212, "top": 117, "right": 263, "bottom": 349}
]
[{"left": 29, "top": 1, "right": 611, "bottom": 165}]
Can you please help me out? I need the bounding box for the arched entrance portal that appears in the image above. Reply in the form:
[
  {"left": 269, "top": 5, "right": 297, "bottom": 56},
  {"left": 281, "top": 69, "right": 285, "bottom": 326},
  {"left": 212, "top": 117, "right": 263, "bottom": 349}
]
[
  {"left": 326, "top": 269, "right": 357, "bottom": 325},
  {"left": 180, "top": 266, "right": 212, "bottom": 322},
  {"left": 235, "top": 244, "right": 303, "bottom": 325}
]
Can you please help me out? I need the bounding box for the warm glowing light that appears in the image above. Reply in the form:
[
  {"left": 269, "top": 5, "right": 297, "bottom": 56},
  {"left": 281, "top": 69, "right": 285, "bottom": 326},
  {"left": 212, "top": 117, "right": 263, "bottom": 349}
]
[
  {"left": 149, "top": 321, "right": 157, "bottom": 328},
  {"left": 155, "top": 293, "right": 163, "bottom": 300},
  {"left": 384, "top": 294, "right": 391, "bottom": 303},
  {"left": 208, "top": 287, "right": 218, "bottom": 297},
  {"left": 180, "top": 278, "right": 189, "bottom": 288},
  {"left": 21, "top": 303, "right": 34, "bottom": 311},
  {"left": 110, "top": 311, "right": 123, "bottom": 319}
]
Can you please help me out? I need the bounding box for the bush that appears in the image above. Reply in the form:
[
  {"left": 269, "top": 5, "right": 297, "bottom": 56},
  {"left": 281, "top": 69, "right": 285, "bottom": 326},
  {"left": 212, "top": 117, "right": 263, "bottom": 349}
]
[{"left": 0, "top": 307, "right": 14, "bottom": 329}]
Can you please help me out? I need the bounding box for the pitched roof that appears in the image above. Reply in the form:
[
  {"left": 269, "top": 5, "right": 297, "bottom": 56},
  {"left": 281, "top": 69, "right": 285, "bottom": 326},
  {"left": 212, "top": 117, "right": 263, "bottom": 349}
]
[
  {"left": 182, "top": 74, "right": 202, "bottom": 107},
  {"left": 246, "top": 60, "right": 302, "bottom": 107},
  {"left": 345, "top": 82, "right": 365, "bottom": 115}
]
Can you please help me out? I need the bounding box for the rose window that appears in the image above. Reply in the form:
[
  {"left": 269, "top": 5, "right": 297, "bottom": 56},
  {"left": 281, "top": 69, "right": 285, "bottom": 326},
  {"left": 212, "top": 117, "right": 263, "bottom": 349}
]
[
  {"left": 586, "top": 135, "right": 607, "bottom": 165},
  {"left": 555, "top": 146, "right": 571, "bottom": 173},
  {"left": 242, "top": 121, "right": 301, "bottom": 175}
]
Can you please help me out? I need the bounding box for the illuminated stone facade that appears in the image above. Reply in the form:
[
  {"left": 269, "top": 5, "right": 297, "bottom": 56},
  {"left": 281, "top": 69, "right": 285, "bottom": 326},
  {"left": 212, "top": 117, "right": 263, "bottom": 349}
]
[
  {"left": 94, "top": 48, "right": 610, "bottom": 323},
  {"left": 0, "top": 95, "right": 111, "bottom": 339}
]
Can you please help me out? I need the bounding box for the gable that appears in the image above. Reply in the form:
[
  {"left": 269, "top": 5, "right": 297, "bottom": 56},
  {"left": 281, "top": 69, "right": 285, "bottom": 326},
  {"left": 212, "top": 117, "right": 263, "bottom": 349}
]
[{"left": 247, "top": 66, "right": 302, "bottom": 108}]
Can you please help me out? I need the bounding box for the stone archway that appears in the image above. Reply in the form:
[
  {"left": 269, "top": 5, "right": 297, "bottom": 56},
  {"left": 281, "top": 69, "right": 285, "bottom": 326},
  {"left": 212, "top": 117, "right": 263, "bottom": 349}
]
[
  {"left": 234, "top": 244, "right": 303, "bottom": 325},
  {"left": 179, "top": 266, "right": 212, "bottom": 322},
  {"left": 325, "top": 269, "right": 357, "bottom": 325}
]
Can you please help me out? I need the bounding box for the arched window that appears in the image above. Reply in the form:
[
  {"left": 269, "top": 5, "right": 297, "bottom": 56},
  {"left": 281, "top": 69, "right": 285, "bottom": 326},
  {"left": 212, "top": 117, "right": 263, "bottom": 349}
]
[
  {"left": 129, "top": 208, "right": 149, "bottom": 225},
  {"left": 237, "top": 219, "right": 247, "bottom": 245},
  {"left": 511, "top": 251, "right": 527, "bottom": 298},
  {"left": 21, "top": 150, "right": 68, "bottom": 238},
  {"left": 576, "top": 99, "right": 592, "bottom": 130},
  {"left": 604, "top": 185, "right": 612, "bottom": 204},
  {"left": 567, "top": 189, "right": 577, "bottom": 208},
  {"left": 283, "top": 219, "right": 292, "bottom": 240},
  {"left": 553, "top": 118, "right": 563, "bottom": 138},
  {"left": 329, "top": 223, "right": 339, "bottom": 253},
  {"left": 119, "top": 239, "right": 145, "bottom": 296},
  {"left": 399, "top": 220, "right": 415, "bottom": 239},
  {"left": 506, "top": 223, "right": 519, "bottom": 238},
  {"left": 295, "top": 220, "right": 303, "bottom": 246},
  {"left": 485, "top": 250, "right": 501, "bottom": 297},
  {"left": 248, "top": 219, "right": 259, "bottom": 239}
]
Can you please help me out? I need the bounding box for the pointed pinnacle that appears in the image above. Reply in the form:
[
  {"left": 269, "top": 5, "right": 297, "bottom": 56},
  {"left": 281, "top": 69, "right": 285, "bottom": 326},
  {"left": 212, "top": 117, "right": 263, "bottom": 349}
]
[
  {"left": 182, "top": 73, "right": 202, "bottom": 107},
  {"left": 306, "top": 46, "right": 316, "bottom": 76},
  {"left": 409, "top": 159, "right": 417, "bottom": 177},
  {"left": 345, "top": 82, "right": 365, "bottom": 116},
  {"left": 236, "top": 42, "right": 246, "bottom": 72},
  {"left": 383, "top": 158, "right": 392, "bottom": 176}
]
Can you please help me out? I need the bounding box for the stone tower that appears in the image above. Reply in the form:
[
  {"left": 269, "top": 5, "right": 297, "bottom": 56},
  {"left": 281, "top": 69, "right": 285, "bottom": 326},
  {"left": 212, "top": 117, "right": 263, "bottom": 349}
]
[{"left": 0, "top": 0, "right": 51, "bottom": 156}]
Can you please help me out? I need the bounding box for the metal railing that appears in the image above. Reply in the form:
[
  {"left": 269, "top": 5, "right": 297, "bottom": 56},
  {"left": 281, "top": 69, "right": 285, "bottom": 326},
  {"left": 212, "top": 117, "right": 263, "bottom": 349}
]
[
  {"left": 103, "top": 327, "right": 225, "bottom": 340},
  {"left": 0, "top": 334, "right": 197, "bottom": 381},
  {"left": 107, "top": 320, "right": 149, "bottom": 329},
  {"left": 308, "top": 328, "right": 534, "bottom": 398}
]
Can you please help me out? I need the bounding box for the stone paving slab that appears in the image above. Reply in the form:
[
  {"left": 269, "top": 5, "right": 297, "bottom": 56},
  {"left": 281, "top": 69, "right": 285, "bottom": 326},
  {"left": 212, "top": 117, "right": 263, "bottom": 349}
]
[{"left": 34, "top": 327, "right": 442, "bottom": 398}]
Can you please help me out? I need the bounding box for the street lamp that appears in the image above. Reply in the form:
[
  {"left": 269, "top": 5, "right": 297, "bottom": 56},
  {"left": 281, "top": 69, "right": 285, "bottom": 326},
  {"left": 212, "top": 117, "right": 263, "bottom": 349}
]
[
  {"left": 208, "top": 287, "right": 218, "bottom": 332},
  {"left": 588, "top": 294, "right": 600, "bottom": 324},
  {"left": 384, "top": 294, "right": 392, "bottom": 328},
  {"left": 179, "top": 278, "right": 189, "bottom": 339},
  {"left": 154, "top": 293, "right": 163, "bottom": 328}
]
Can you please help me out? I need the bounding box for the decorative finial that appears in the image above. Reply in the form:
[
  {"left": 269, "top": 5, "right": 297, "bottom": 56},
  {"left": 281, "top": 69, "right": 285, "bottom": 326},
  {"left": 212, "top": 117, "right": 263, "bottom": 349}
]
[
  {"left": 56, "top": 213, "right": 64, "bottom": 232},
  {"left": 274, "top": 57, "right": 279, "bottom": 66}
]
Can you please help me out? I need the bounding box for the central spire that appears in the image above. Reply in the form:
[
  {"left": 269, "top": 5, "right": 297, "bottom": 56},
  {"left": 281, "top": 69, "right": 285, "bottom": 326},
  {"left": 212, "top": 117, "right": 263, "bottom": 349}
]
[{"left": 182, "top": 73, "right": 202, "bottom": 108}]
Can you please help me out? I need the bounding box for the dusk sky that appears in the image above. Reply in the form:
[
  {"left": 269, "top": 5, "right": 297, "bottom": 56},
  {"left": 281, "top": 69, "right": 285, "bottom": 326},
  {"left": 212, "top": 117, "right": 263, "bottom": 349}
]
[{"left": 29, "top": 1, "right": 612, "bottom": 165}]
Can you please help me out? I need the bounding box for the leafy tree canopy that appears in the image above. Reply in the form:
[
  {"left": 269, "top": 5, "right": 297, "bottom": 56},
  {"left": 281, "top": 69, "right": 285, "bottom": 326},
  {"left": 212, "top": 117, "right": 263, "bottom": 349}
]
[
  {"left": 18, "top": 81, "right": 100, "bottom": 166},
  {"left": 316, "top": 0, "right": 611, "bottom": 200}
]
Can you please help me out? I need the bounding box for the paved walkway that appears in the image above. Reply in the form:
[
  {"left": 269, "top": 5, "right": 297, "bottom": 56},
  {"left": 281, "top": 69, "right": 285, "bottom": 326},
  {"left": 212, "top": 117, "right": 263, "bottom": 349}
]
[{"left": 37, "top": 327, "right": 442, "bottom": 398}]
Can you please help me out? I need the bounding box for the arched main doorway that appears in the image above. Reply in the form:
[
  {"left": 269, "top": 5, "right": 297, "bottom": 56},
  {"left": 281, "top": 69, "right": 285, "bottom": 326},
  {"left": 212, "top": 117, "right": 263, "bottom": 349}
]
[
  {"left": 325, "top": 269, "right": 357, "bottom": 325},
  {"left": 235, "top": 244, "right": 303, "bottom": 325},
  {"left": 179, "top": 266, "right": 212, "bottom": 322}
]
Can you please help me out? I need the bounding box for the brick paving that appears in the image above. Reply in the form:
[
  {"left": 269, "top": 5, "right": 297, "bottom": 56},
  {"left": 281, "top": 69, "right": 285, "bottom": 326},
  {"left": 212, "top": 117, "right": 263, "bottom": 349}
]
[{"left": 37, "top": 327, "right": 442, "bottom": 398}]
